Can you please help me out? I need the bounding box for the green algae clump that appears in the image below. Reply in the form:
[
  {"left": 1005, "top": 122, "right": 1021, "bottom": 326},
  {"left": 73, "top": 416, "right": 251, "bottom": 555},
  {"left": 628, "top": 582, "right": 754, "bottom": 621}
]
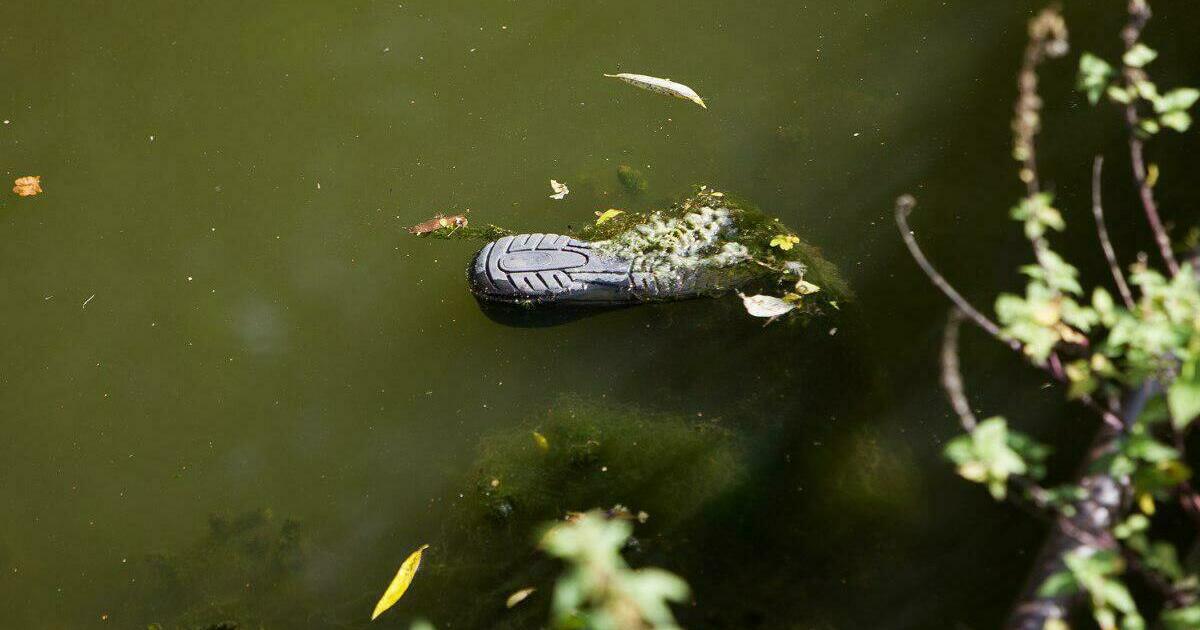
[
  {"left": 578, "top": 188, "right": 851, "bottom": 304},
  {"left": 617, "top": 164, "right": 649, "bottom": 194}
]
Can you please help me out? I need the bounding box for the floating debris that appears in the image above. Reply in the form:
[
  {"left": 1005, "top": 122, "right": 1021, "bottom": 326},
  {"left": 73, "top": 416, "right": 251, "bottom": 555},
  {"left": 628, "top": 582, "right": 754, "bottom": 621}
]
[
  {"left": 408, "top": 213, "right": 468, "bottom": 235},
  {"left": 604, "top": 73, "right": 707, "bottom": 109},
  {"left": 594, "top": 209, "right": 624, "bottom": 225},
  {"left": 12, "top": 176, "right": 42, "bottom": 197},
  {"left": 371, "top": 544, "right": 430, "bottom": 620},
  {"left": 506, "top": 587, "right": 536, "bottom": 609},
  {"left": 738, "top": 292, "right": 796, "bottom": 321},
  {"left": 549, "top": 179, "right": 569, "bottom": 200},
  {"left": 794, "top": 279, "right": 821, "bottom": 295}
]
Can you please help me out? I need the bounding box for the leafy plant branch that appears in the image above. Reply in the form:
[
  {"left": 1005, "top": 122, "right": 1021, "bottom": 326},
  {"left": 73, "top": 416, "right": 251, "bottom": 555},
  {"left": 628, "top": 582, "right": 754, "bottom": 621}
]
[{"left": 898, "top": 3, "right": 1200, "bottom": 628}]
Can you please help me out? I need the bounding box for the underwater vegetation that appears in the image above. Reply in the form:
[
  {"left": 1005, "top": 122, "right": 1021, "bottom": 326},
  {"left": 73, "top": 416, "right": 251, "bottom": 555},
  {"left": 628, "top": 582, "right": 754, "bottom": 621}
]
[
  {"left": 400, "top": 395, "right": 748, "bottom": 628},
  {"left": 617, "top": 165, "right": 648, "bottom": 194},
  {"left": 116, "top": 509, "right": 311, "bottom": 630}
]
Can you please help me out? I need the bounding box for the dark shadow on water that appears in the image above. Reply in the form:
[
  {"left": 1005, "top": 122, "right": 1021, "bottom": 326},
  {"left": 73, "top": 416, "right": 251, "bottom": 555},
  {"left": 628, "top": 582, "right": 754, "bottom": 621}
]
[{"left": 475, "top": 298, "right": 636, "bottom": 328}]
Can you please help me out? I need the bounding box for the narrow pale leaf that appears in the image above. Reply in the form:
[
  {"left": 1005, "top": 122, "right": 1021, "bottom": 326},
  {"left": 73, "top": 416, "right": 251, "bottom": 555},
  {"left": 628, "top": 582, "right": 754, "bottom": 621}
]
[
  {"left": 506, "top": 587, "right": 536, "bottom": 609},
  {"left": 604, "top": 73, "right": 707, "bottom": 109},
  {"left": 371, "top": 544, "right": 430, "bottom": 620},
  {"left": 594, "top": 209, "right": 624, "bottom": 225}
]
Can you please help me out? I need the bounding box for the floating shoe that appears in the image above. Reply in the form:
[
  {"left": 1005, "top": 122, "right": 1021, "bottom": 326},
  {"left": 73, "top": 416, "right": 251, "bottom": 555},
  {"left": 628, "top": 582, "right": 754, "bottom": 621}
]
[{"left": 468, "top": 233, "right": 706, "bottom": 305}]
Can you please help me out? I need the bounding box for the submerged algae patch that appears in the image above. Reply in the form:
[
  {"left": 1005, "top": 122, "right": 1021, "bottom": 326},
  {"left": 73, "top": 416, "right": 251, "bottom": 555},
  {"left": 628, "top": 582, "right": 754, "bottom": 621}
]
[
  {"left": 462, "top": 396, "right": 747, "bottom": 530},
  {"left": 408, "top": 396, "right": 746, "bottom": 627}
]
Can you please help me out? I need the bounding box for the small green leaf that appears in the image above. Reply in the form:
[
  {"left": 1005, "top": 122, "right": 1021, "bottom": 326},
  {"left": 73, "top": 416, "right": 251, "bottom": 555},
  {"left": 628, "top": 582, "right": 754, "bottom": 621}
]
[
  {"left": 1123, "top": 44, "right": 1158, "bottom": 68},
  {"left": 1163, "top": 605, "right": 1200, "bottom": 630},
  {"left": 1160, "top": 110, "right": 1192, "bottom": 133},
  {"left": 1038, "top": 571, "right": 1078, "bottom": 598},
  {"left": 1107, "top": 85, "right": 1134, "bottom": 104},
  {"left": 1079, "top": 53, "right": 1115, "bottom": 105},
  {"left": 1154, "top": 87, "right": 1200, "bottom": 114},
  {"left": 1169, "top": 362, "right": 1200, "bottom": 430},
  {"left": 1134, "top": 80, "right": 1161, "bottom": 101}
]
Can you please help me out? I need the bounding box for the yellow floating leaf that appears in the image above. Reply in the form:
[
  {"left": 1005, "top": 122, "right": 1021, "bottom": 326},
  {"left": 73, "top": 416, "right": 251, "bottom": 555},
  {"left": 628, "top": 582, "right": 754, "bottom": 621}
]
[
  {"left": 13, "top": 175, "right": 42, "bottom": 197},
  {"left": 769, "top": 234, "right": 799, "bottom": 251},
  {"left": 594, "top": 209, "right": 624, "bottom": 225},
  {"left": 532, "top": 431, "right": 549, "bottom": 452},
  {"left": 506, "top": 586, "right": 536, "bottom": 609},
  {"left": 371, "top": 544, "right": 430, "bottom": 621},
  {"left": 1146, "top": 163, "right": 1159, "bottom": 188}
]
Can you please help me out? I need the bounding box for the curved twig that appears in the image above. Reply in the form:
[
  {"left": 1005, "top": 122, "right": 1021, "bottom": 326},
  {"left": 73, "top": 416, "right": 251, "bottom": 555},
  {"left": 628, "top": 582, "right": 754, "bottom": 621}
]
[
  {"left": 894, "top": 195, "right": 1015, "bottom": 347},
  {"left": 940, "top": 308, "right": 978, "bottom": 431},
  {"left": 1091, "top": 156, "right": 1137, "bottom": 310},
  {"left": 896, "top": 194, "right": 1126, "bottom": 431}
]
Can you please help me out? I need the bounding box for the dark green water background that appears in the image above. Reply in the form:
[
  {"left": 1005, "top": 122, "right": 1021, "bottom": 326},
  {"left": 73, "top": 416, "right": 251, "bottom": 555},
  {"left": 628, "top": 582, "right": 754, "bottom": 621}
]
[{"left": 3, "top": 1, "right": 1199, "bottom": 628}]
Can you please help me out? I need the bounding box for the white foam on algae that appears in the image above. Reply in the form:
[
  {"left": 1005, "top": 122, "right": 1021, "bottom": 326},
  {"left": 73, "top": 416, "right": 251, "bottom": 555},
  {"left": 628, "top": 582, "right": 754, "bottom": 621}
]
[{"left": 594, "top": 206, "right": 751, "bottom": 279}]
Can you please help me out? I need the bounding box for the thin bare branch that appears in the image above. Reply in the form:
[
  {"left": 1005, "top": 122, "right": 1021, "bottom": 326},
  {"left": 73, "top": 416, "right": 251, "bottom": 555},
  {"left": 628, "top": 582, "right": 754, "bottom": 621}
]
[
  {"left": 1121, "top": 0, "right": 1181, "bottom": 275},
  {"left": 894, "top": 195, "right": 1014, "bottom": 347},
  {"left": 1091, "top": 156, "right": 1137, "bottom": 309},
  {"left": 940, "top": 308, "right": 978, "bottom": 431}
]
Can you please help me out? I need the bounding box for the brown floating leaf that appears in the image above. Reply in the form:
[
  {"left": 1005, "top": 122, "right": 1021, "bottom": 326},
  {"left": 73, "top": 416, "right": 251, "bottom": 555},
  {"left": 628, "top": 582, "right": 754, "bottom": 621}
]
[
  {"left": 371, "top": 544, "right": 430, "bottom": 620},
  {"left": 407, "top": 213, "right": 468, "bottom": 235},
  {"left": 13, "top": 176, "right": 42, "bottom": 197}
]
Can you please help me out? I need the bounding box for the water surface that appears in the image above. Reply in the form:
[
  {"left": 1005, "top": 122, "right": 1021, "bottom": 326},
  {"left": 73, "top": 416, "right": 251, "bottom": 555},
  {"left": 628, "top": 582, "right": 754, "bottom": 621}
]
[{"left": 3, "top": 1, "right": 1200, "bottom": 628}]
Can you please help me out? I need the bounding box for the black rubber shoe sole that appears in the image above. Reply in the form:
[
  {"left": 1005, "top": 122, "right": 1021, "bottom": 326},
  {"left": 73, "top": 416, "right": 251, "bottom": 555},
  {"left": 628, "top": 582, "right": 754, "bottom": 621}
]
[{"left": 469, "top": 233, "right": 701, "bottom": 305}]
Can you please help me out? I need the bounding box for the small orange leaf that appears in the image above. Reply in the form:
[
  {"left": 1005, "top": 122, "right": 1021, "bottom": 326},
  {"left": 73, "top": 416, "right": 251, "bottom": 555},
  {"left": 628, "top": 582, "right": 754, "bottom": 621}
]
[{"left": 13, "top": 176, "right": 42, "bottom": 197}]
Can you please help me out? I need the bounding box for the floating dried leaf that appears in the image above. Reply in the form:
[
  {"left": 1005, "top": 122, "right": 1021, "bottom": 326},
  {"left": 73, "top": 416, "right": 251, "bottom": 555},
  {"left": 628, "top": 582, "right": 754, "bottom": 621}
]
[
  {"left": 738, "top": 292, "right": 796, "bottom": 319},
  {"left": 408, "top": 213, "right": 468, "bottom": 235},
  {"left": 13, "top": 176, "right": 42, "bottom": 197},
  {"left": 794, "top": 279, "right": 821, "bottom": 295},
  {"left": 506, "top": 587, "right": 536, "bottom": 609},
  {"left": 604, "top": 73, "right": 707, "bottom": 109},
  {"left": 371, "top": 544, "right": 430, "bottom": 620},
  {"left": 549, "top": 179, "right": 569, "bottom": 200}
]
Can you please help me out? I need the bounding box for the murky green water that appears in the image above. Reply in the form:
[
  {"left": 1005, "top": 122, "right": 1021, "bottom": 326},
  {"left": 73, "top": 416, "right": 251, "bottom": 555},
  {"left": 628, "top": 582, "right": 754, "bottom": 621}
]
[{"left": 3, "top": 1, "right": 1199, "bottom": 628}]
